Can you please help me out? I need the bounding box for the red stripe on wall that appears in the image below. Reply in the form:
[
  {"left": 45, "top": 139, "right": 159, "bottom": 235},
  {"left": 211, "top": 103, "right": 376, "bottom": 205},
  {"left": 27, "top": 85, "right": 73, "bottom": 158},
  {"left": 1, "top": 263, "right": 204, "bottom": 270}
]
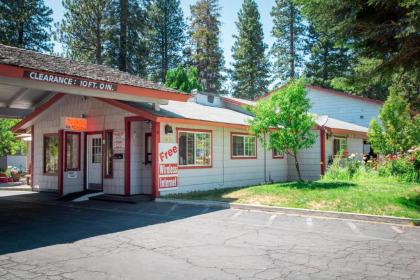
[
  {"left": 320, "top": 128, "right": 326, "bottom": 176},
  {"left": 58, "top": 129, "right": 64, "bottom": 196},
  {"left": 30, "top": 125, "right": 34, "bottom": 190}
]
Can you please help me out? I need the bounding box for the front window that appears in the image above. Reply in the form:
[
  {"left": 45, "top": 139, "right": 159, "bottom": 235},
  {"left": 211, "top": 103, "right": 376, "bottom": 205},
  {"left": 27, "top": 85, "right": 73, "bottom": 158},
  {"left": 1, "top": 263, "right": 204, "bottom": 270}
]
[
  {"left": 65, "top": 132, "right": 80, "bottom": 171},
  {"left": 43, "top": 134, "right": 59, "bottom": 174},
  {"left": 178, "top": 130, "right": 212, "bottom": 167},
  {"left": 273, "top": 148, "right": 284, "bottom": 158},
  {"left": 334, "top": 137, "right": 348, "bottom": 156},
  {"left": 232, "top": 134, "right": 256, "bottom": 158}
]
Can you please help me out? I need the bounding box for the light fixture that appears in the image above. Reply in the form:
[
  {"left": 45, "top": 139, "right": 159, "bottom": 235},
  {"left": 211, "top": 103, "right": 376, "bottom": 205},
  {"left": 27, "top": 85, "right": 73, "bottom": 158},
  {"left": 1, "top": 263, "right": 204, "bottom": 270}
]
[{"left": 165, "top": 124, "right": 173, "bottom": 134}]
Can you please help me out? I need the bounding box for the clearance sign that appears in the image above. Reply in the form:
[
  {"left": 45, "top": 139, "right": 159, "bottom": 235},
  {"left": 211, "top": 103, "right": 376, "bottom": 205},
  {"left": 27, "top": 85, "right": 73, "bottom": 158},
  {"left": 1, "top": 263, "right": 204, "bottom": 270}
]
[
  {"left": 158, "top": 143, "right": 178, "bottom": 191},
  {"left": 23, "top": 70, "right": 117, "bottom": 92}
]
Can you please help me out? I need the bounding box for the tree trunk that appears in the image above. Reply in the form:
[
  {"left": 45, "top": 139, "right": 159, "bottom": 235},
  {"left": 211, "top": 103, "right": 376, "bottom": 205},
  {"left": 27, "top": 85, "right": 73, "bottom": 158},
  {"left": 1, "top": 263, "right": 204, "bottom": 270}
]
[
  {"left": 289, "top": 1, "right": 295, "bottom": 79},
  {"left": 17, "top": 0, "right": 24, "bottom": 48},
  {"left": 119, "top": 0, "right": 128, "bottom": 72},
  {"left": 293, "top": 151, "right": 302, "bottom": 181},
  {"left": 95, "top": 14, "right": 102, "bottom": 64}
]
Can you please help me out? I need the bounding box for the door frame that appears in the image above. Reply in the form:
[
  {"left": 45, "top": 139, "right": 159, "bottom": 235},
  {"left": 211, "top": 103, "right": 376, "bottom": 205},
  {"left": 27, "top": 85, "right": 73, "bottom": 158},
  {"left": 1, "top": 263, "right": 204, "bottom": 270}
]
[{"left": 84, "top": 131, "right": 104, "bottom": 191}]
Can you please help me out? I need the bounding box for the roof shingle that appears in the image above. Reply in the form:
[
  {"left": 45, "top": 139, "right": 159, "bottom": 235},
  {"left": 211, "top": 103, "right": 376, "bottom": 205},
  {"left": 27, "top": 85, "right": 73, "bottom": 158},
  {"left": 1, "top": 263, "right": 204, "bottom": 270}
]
[{"left": 0, "top": 44, "right": 180, "bottom": 94}]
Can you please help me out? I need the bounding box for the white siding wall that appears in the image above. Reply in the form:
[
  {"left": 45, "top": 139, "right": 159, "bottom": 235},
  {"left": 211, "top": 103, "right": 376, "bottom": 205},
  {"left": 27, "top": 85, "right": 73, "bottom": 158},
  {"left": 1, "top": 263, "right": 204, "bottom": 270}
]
[
  {"left": 308, "top": 89, "right": 381, "bottom": 127},
  {"left": 347, "top": 137, "right": 364, "bottom": 161},
  {"left": 159, "top": 123, "right": 288, "bottom": 195},
  {"left": 287, "top": 129, "right": 321, "bottom": 181},
  {"left": 33, "top": 95, "right": 133, "bottom": 194},
  {"left": 130, "top": 121, "right": 152, "bottom": 195}
]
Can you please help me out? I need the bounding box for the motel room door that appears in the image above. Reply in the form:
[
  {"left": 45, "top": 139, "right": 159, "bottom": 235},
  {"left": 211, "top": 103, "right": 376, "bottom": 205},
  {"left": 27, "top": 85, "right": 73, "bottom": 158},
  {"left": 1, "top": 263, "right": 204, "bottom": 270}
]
[{"left": 87, "top": 134, "right": 103, "bottom": 190}]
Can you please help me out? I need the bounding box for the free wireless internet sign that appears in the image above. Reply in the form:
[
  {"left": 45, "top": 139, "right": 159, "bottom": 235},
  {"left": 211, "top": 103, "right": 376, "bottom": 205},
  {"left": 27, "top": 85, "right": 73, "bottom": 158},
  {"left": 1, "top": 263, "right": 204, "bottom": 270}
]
[{"left": 158, "top": 143, "right": 178, "bottom": 191}]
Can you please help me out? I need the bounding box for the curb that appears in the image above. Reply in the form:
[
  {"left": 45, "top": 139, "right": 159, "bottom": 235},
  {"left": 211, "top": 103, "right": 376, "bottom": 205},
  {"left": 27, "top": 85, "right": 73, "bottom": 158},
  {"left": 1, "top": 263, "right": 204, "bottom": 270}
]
[{"left": 156, "top": 198, "right": 418, "bottom": 225}]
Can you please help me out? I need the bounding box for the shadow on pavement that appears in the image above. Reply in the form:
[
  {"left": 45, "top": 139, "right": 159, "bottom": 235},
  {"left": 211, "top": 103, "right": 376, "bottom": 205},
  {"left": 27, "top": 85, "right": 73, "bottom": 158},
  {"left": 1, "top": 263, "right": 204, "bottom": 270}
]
[{"left": 0, "top": 191, "right": 222, "bottom": 255}]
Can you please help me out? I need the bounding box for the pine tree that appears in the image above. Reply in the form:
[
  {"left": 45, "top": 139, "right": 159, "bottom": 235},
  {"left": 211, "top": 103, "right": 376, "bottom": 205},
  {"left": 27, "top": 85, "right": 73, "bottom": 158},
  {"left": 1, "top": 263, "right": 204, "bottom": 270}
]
[
  {"left": 304, "top": 24, "right": 352, "bottom": 88},
  {"left": 270, "top": 0, "right": 305, "bottom": 83},
  {"left": 106, "top": 0, "right": 149, "bottom": 76},
  {"left": 0, "top": 0, "right": 53, "bottom": 52},
  {"left": 231, "top": 0, "right": 270, "bottom": 100},
  {"left": 58, "top": 0, "right": 113, "bottom": 64},
  {"left": 146, "top": 0, "right": 187, "bottom": 82},
  {"left": 190, "top": 0, "right": 225, "bottom": 92}
]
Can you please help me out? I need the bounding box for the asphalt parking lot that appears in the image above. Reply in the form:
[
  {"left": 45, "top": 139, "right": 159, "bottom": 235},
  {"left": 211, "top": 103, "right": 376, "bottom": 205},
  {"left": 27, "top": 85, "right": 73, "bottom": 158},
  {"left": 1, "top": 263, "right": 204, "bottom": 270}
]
[{"left": 0, "top": 190, "right": 419, "bottom": 280}]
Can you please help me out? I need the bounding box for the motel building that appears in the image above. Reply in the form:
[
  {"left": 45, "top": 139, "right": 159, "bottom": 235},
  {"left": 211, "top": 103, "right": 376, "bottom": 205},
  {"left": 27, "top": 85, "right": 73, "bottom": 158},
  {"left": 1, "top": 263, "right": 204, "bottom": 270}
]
[{"left": 0, "top": 44, "right": 378, "bottom": 199}]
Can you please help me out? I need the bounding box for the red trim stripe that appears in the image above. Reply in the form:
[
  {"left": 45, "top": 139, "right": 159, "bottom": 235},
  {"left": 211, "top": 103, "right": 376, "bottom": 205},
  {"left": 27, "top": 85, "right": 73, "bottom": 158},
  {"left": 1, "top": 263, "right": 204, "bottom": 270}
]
[
  {"left": 152, "top": 121, "right": 160, "bottom": 198},
  {"left": 58, "top": 130, "right": 64, "bottom": 196},
  {"left": 12, "top": 93, "right": 65, "bottom": 132},
  {"left": 30, "top": 125, "right": 34, "bottom": 190},
  {"left": 320, "top": 128, "right": 326, "bottom": 176}
]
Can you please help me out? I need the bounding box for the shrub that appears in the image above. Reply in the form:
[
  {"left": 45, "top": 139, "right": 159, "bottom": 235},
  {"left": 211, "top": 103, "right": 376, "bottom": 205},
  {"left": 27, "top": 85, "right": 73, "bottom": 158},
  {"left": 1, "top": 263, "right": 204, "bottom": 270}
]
[
  {"left": 323, "top": 153, "right": 365, "bottom": 181},
  {"left": 377, "top": 149, "right": 420, "bottom": 183}
]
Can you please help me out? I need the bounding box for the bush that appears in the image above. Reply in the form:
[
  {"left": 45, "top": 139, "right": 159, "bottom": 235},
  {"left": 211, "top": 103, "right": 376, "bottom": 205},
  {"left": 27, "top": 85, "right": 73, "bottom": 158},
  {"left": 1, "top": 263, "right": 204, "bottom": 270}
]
[
  {"left": 323, "top": 153, "right": 366, "bottom": 181},
  {"left": 377, "top": 149, "right": 420, "bottom": 183},
  {"left": 323, "top": 147, "right": 420, "bottom": 183}
]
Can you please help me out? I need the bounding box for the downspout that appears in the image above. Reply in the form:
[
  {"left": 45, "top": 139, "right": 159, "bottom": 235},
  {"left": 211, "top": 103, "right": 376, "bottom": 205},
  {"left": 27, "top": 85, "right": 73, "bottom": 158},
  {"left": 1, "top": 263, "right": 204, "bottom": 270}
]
[
  {"left": 264, "top": 133, "right": 267, "bottom": 182},
  {"left": 222, "top": 127, "right": 225, "bottom": 186},
  {"left": 319, "top": 116, "right": 328, "bottom": 176}
]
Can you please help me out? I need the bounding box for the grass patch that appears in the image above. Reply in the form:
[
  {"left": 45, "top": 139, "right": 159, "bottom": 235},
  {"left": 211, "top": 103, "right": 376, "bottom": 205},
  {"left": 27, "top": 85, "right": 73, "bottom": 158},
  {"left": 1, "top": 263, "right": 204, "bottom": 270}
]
[{"left": 167, "top": 178, "right": 420, "bottom": 219}]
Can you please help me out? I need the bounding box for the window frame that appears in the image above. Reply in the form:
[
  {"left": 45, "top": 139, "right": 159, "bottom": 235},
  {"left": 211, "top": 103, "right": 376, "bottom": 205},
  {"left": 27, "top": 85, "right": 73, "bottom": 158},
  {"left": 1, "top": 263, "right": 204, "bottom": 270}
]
[
  {"left": 104, "top": 130, "right": 113, "bottom": 178},
  {"left": 43, "top": 133, "right": 59, "bottom": 175},
  {"left": 230, "top": 132, "right": 257, "bottom": 159},
  {"left": 272, "top": 148, "right": 285, "bottom": 159},
  {"left": 333, "top": 136, "right": 348, "bottom": 156},
  {"left": 176, "top": 128, "right": 213, "bottom": 169},
  {"left": 64, "top": 131, "right": 81, "bottom": 172}
]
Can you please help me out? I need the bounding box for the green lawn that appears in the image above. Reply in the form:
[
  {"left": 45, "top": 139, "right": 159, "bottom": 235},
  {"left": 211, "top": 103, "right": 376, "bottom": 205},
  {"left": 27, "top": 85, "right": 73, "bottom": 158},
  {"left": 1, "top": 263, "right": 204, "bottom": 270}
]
[{"left": 168, "top": 178, "right": 420, "bottom": 219}]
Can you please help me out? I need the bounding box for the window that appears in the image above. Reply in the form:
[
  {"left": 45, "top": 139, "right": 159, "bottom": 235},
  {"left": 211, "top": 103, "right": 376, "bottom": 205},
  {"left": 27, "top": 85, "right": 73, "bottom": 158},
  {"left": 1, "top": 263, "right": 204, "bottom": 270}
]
[
  {"left": 178, "top": 130, "right": 212, "bottom": 167},
  {"left": 231, "top": 134, "right": 257, "bottom": 158},
  {"left": 333, "top": 137, "right": 348, "bottom": 156},
  {"left": 145, "top": 133, "right": 152, "bottom": 164},
  {"left": 91, "top": 137, "right": 102, "bottom": 163},
  {"left": 273, "top": 148, "right": 284, "bottom": 159},
  {"left": 43, "top": 134, "right": 59, "bottom": 174},
  {"left": 105, "top": 131, "right": 113, "bottom": 177},
  {"left": 65, "top": 132, "right": 80, "bottom": 171}
]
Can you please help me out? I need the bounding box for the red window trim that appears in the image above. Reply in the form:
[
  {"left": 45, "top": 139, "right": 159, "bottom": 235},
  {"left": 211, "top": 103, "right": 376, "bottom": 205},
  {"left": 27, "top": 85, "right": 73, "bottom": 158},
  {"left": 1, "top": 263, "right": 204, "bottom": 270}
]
[
  {"left": 272, "top": 149, "right": 285, "bottom": 159},
  {"left": 104, "top": 130, "right": 114, "bottom": 179},
  {"left": 64, "top": 131, "right": 81, "bottom": 171},
  {"left": 230, "top": 132, "right": 258, "bottom": 160},
  {"left": 145, "top": 132, "right": 152, "bottom": 164},
  {"left": 176, "top": 127, "right": 213, "bottom": 169},
  {"left": 43, "top": 133, "right": 59, "bottom": 176}
]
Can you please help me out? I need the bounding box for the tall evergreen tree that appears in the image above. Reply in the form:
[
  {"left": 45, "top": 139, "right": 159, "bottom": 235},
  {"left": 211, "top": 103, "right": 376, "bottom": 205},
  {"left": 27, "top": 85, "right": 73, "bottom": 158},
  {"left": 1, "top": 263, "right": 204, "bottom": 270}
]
[
  {"left": 270, "top": 0, "right": 305, "bottom": 83},
  {"left": 304, "top": 24, "right": 352, "bottom": 88},
  {"left": 106, "top": 0, "right": 149, "bottom": 76},
  {"left": 0, "top": 0, "right": 53, "bottom": 52},
  {"left": 190, "top": 0, "right": 225, "bottom": 92},
  {"left": 58, "top": 0, "right": 113, "bottom": 64},
  {"left": 231, "top": 0, "right": 270, "bottom": 100},
  {"left": 146, "top": 0, "right": 187, "bottom": 82}
]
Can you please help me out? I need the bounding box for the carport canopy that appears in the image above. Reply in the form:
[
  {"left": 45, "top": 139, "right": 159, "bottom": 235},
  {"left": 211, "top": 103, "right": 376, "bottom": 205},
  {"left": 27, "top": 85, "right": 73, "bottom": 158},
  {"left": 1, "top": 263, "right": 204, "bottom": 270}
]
[{"left": 0, "top": 44, "right": 189, "bottom": 119}]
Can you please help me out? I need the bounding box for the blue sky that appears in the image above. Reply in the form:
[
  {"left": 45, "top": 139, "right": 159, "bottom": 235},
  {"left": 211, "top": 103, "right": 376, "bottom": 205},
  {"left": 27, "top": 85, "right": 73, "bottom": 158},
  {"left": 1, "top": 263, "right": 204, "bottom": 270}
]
[{"left": 45, "top": 0, "right": 275, "bottom": 67}]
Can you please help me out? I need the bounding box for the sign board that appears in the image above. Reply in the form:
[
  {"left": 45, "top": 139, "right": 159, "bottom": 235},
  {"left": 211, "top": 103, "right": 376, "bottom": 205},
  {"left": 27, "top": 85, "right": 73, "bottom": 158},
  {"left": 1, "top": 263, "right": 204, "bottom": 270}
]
[
  {"left": 67, "top": 171, "right": 78, "bottom": 179},
  {"left": 113, "top": 130, "right": 125, "bottom": 152},
  {"left": 24, "top": 70, "right": 117, "bottom": 92},
  {"left": 158, "top": 143, "right": 178, "bottom": 191},
  {"left": 62, "top": 117, "right": 87, "bottom": 131}
]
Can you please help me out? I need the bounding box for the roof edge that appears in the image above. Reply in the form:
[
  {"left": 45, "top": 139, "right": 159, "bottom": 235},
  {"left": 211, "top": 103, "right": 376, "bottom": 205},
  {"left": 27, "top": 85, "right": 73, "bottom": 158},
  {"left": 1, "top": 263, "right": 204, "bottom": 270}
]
[{"left": 256, "top": 84, "right": 384, "bottom": 105}]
